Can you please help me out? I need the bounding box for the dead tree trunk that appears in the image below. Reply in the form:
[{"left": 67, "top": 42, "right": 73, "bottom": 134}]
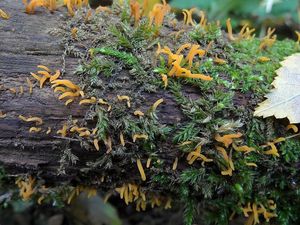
[{"left": 0, "top": 0, "right": 95, "bottom": 180}]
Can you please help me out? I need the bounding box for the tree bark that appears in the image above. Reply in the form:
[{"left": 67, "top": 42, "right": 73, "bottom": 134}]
[{"left": 0, "top": 0, "right": 95, "bottom": 180}]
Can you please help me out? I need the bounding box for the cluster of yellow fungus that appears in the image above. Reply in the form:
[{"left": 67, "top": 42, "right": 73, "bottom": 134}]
[
  {"left": 51, "top": 79, "right": 84, "bottom": 105},
  {"left": 129, "top": 0, "right": 170, "bottom": 27},
  {"left": 259, "top": 27, "right": 276, "bottom": 50},
  {"left": 242, "top": 200, "right": 277, "bottom": 225},
  {"left": 226, "top": 18, "right": 255, "bottom": 41},
  {"left": 148, "top": 0, "right": 170, "bottom": 27},
  {"left": 0, "top": 8, "right": 10, "bottom": 19},
  {"left": 15, "top": 176, "right": 36, "bottom": 201},
  {"left": 182, "top": 8, "right": 207, "bottom": 27},
  {"left": 67, "top": 186, "right": 97, "bottom": 204},
  {"left": 130, "top": 0, "right": 141, "bottom": 26},
  {"left": 215, "top": 133, "right": 243, "bottom": 148},
  {"left": 215, "top": 132, "right": 255, "bottom": 176},
  {"left": 115, "top": 183, "right": 171, "bottom": 211},
  {"left": 22, "top": 0, "right": 88, "bottom": 16},
  {"left": 31, "top": 65, "right": 61, "bottom": 88},
  {"left": 186, "top": 145, "right": 213, "bottom": 167},
  {"left": 156, "top": 43, "right": 212, "bottom": 86},
  {"left": 262, "top": 137, "right": 285, "bottom": 157},
  {"left": 216, "top": 146, "right": 235, "bottom": 176}
]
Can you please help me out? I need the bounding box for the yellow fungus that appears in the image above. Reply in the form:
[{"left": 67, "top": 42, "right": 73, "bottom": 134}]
[
  {"left": 79, "top": 97, "right": 97, "bottom": 105},
  {"left": 0, "top": 111, "right": 7, "bottom": 118},
  {"left": 130, "top": 0, "right": 141, "bottom": 26},
  {"left": 161, "top": 74, "right": 168, "bottom": 88},
  {"left": 185, "top": 44, "right": 206, "bottom": 68},
  {"left": 31, "top": 72, "right": 42, "bottom": 81},
  {"left": 18, "top": 115, "right": 43, "bottom": 125},
  {"left": 29, "top": 127, "right": 42, "bottom": 133},
  {"left": 37, "top": 195, "right": 45, "bottom": 205},
  {"left": 226, "top": 18, "right": 235, "bottom": 41},
  {"left": 182, "top": 8, "right": 197, "bottom": 26},
  {"left": 263, "top": 142, "right": 279, "bottom": 157},
  {"left": 57, "top": 123, "right": 68, "bottom": 137},
  {"left": 58, "top": 91, "right": 80, "bottom": 100},
  {"left": 148, "top": 0, "right": 170, "bottom": 27},
  {"left": 296, "top": 31, "right": 300, "bottom": 44},
  {"left": 26, "top": 78, "right": 33, "bottom": 94},
  {"left": 187, "top": 146, "right": 213, "bottom": 166},
  {"left": 120, "top": 132, "right": 125, "bottom": 146},
  {"left": 9, "top": 88, "right": 17, "bottom": 94},
  {"left": 37, "top": 65, "right": 51, "bottom": 72},
  {"left": 65, "top": 99, "right": 74, "bottom": 106},
  {"left": 176, "top": 43, "right": 191, "bottom": 55},
  {"left": 94, "top": 139, "right": 100, "bottom": 151},
  {"left": 259, "top": 28, "right": 276, "bottom": 50},
  {"left": 146, "top": 158, "right": 151, "bottom": 168},
  {"left": 0, "top": 8, "right": 10, "bottom": 19},
  {"left": 84, "top": 9, "right": 92, "bottom": 23},
  {"left": 92, "top": 127, "right": 98, "bottom": 136},
  {"left": 16, "top": 176, "right": 35, "bottom": 201},
  {"left": 39, "top": 76, "right": 48, "bottom": 88},
  {"left": 246, "top": 162, "right": 258, "bottom": 167},
  {"left": 95, "top": 6, "right": 112, "bottom": 14},
  {"left": 134, "top": 110, "right": 144, "bottom": 117},
  {"left": 151, "top": 98, "right": 164, "bottom": 111},
  {"left": 71, "top": 27, "right": 78, "bottom": 39},
  {"left": 136, "top": 159, "right": 146, "bottom": 181},
  {"left": 258, "top": 56, "right": 270, "bottom": 62},
  {"left": 49, "top": 70, "right": 61, "bottom": 82},
  {"left": 172, "top": 157, "right": 178, "bottom": 170},
  {"left": 216, "top": 146, "right": 234, "bottom": 176},
  {"left": 51, "top": 79, "right": 80, "bottom": 90},
  {"left": 117, "top": 95, "right": 131, "bottom": 108},
  {"left": 214, "top": 56, "right": 227, "bottom": 65},
  {"left": 104, "top": 136, "right": 112, "bottom": 153},
  {"left": 19, "top": 86, "right": 24, "bottom": 95},
  {"left": 54, "top": 87, "right": 67, "bottom": 93},
  {"left": 133, "top": 134, "right": 148, "bottom": 142},
  {"left": 286, "top": 124, "right": 298, "bottom": 133},
  {"left": 46, "top": 127, "right": 51, "bottom": 134},
  {"left": 164, "top": 197, "right": 172, "bottom": 209},
  {"left": 37, "top": 70, "right": 51, "bottom": 78},
  {"left": 215, "top": 132, "right": 243, "bottom": 148},
  {"left": 79, "top": 130, "right": 91, "bottom": 137},
  {"left": 232, "top": 143, "right": 255, "bottom": 154},
  {"left": 273, "top": 137, "right": 285, "bottom": 143}
]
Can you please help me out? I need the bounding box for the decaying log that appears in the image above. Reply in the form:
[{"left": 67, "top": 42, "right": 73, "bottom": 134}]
[{"left": 0, "top": 0, "right": 184, "bottom": 182}]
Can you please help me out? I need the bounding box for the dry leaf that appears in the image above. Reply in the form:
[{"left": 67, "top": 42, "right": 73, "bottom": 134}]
[{"left": 254, "top": 53, "right": 300, "bottom": 123}]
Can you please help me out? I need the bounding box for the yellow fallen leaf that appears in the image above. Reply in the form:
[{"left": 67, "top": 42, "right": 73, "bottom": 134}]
[{"left": 254, "top": 53, "right": 300, "bottom": 123}]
